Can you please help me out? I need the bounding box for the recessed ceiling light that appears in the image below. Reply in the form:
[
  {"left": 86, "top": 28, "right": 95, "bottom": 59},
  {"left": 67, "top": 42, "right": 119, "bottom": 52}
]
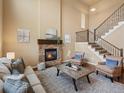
[{"left": 90, "top": 8, "right": 96, "bottom": 12}]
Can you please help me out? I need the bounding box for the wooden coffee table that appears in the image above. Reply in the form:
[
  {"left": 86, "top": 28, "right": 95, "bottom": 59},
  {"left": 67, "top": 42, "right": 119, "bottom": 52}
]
[{"left": 56, "top": 62, "right": 94, "bottom": 91}]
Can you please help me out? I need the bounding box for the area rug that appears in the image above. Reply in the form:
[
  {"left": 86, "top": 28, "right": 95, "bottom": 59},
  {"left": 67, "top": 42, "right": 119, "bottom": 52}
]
[{"left": 38, "top": 67, "right": 124, "bottom": 93}]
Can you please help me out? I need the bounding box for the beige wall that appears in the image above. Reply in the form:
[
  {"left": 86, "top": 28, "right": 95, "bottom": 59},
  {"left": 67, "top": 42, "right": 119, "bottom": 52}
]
[
  {"left": 62, "top": 0, "right": 89, "bottom": 59},
  {"left": 0, "top": 0, "right": 2, "bottom": 57},
  {"left": 3, "top": 0, "right": 89, "bottom": 65},
  {"left": 3, "top": 0, "right": 39, "bottom": 66},
  {"left": 3, "top": 0, "right": 61, "bottom": 66},
  {"left": 3, "top": 0, "right": 124, "bottom": 66},
  {"left": 40, "top": 0, "right": 61, "bottom": 38},
  {"left": 89, "top": 0, "right": 124, "bottom": 56},
  {"left": 89, "top": 0, "right": 124, "bottom": 31},
  {"left": 105, "top": 24, "right": 124, "bottom": 55}
]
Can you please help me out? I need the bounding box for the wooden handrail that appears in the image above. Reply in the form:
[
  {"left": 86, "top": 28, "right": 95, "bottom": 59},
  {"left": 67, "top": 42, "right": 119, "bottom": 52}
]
[
  {"left": 96, "top": 3, "right": 124, "bottom": 30},
  {"left": 76, "top": 29, "right": 89, "bottom": 33}
]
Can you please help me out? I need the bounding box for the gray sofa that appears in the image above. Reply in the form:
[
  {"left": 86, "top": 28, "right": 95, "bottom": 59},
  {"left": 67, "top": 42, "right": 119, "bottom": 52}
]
[
  {"left": 25, "top": 66, "right": 46, "bottom": 93},
  {"left": 0, "top": 66, "right": 46, "bottom": 93},
  {"left": 0, "top": 57, "right": 46, "bottom": 93}
]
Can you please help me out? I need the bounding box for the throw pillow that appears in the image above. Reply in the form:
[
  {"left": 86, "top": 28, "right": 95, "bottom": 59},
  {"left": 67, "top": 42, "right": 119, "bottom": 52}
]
[
  {"left": 11, "top": 58, "right": 25, "bottom": 74},
  {"left": 0, "top": 79, "right": 4, "bottom": 93},
  {"left": 106, "top": 59, "right": 118, "bottom": 68},
  {"left": 74, "top": 52, "right": 85, "bottom": 60},
  {"left": 0, "top": 57, "right": 12, "bottom": 72},
  {"left": 0, "top": 64, "right": 11, "bottom": 79},
  {"left": 0, "top": 57, "right": 11, "bottom": 64},
  {"left": 4, "top": 79, "right": 29, "bottom": 93}
]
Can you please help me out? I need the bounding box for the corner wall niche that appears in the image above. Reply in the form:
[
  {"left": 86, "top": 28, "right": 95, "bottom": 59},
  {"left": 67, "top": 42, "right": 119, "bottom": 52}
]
[{"left": 38, "top": 39, "right": 63, "bottom": 67}]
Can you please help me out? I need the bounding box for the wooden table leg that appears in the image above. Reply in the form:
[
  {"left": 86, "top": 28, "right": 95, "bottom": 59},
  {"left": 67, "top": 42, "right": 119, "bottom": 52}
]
[
  {"left": 87, "top": 75, "right": 91, "bottom": 83},
  {"left": 72, "top": 78, "right": 78, "bottom": 91},
  {"left": 57, "top": 68, "right": 60, "bottom": 76}
]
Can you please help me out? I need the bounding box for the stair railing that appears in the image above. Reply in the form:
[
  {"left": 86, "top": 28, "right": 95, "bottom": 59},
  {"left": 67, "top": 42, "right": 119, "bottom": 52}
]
[
  {"left": 76, "top": 3, "right": 124, "bottom": 57},
  {"left": 95, "top": 3, "right": 124, "bottom": 38},
  {"left": 92, "top": 3, "right": 124, "bottom": 57},
  {"left": 89, "top": 31, "right": 123, "bottom": 57},
  {"left": 76, "top": 30, "right": 123, "bottom": 57}
]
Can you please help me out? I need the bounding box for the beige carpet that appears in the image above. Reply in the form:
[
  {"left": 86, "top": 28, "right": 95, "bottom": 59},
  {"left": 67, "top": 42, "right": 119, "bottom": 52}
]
[{"left": 38, "top": 67, "right": 124, "bottom": 93}]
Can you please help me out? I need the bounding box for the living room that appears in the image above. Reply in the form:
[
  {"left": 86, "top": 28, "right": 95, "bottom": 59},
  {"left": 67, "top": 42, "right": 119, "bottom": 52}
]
[{"left": 0, "top": 0, "right": 124, "bottom": 93}]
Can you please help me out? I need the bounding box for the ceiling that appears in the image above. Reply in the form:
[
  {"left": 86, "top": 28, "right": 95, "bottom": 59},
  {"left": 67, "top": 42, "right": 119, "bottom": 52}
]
[{"left": 80, "top": 0, "right": 100, "bottom": 6}]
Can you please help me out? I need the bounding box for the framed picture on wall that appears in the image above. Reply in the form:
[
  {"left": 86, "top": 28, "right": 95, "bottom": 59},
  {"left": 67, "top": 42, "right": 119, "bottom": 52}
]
[
  {"left": 64, "top": 34, "right": 71, "bottom": 44},
  {"left": 17, "top": 28, "right": 30, "bottom": 43}
]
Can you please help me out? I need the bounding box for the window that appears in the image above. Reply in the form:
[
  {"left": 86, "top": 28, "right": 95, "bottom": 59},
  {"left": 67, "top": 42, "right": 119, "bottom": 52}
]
[{"left": 81, "top": 13, "right": 85, "bottom": 29}]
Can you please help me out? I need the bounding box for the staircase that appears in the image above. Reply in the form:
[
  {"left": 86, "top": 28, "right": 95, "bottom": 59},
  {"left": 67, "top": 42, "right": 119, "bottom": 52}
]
[
  {"left": 95, "top": 3, "right": 124, "bottom": 38},
  {"left": 76, "top": 3, "right": 124, "bottom": 61},
  {"left": 88, "top": 42, "right": 112, "bottom": 61}
]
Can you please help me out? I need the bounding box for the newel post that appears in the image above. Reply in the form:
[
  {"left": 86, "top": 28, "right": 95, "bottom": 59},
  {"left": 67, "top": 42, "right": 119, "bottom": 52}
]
[
  {"left": 94, "top": 29, "right": 96, "bottom": 42},
  {"left": 120, "top": 48, "right": 123, "bottom": 57},
  {"left": 87, "top": 30, "right": 89, "bottom": 42}
]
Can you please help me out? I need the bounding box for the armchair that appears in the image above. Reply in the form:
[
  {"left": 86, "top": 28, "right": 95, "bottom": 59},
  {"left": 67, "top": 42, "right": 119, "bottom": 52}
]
[
  {"left": 68, "top": 51, "right": 85, "bottom": 66},
  {"left": 96, "top": 55, "right": 123, "bottom": 82}
]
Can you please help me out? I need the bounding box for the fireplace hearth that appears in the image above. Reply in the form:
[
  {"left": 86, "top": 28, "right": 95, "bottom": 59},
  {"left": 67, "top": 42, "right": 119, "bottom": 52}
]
[{"left": 45, "top": 48, "right": 57, "bottom": 61}]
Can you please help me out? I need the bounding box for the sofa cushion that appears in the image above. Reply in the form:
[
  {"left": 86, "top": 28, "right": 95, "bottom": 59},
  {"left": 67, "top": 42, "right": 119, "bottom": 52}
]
[
  {"left": 0, "top": 64, "right": 11, "bottom": 79},
  {"left": 26, "top": 74, "right": 41, "bottom": 86},
  {"left": 0, "top": 57, "right": 12, "bottom": 72},
  {"left": 4, "top": 79, "right": 29, "bottom": 93},
  {"left": 106, "top": 59, "right": 118, "bottom": 68},
  {"left": 96, "top": 65, "right": 115, "bottom": 74},
  {"left": 24, "top": 66, "right": 35, "bottom": 75},
  {"left": 0, "top": 79, "right": 3, "bottom": 93},
  {"left": 32, "top": 85, "right": 46, "bottom": 93}
]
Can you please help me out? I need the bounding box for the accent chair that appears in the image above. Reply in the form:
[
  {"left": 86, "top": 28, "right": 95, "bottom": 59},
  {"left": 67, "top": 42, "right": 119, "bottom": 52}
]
[
  {"left": 68, "top": 51, "right": 85, "bottom": 66},
  {"left": 96, "top": 55, "right": 123, "bottom": 82}
]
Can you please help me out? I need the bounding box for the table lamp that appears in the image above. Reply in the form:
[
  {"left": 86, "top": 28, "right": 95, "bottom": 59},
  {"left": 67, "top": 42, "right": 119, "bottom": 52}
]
[{"left": 6, "top": 52, "right": 15, "bottom": 62}]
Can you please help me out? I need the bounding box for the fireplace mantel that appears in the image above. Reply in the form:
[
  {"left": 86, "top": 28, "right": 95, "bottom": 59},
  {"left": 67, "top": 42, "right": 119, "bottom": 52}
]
[{"left": 38, "top": 39, "right": 63, "bottom": 45}]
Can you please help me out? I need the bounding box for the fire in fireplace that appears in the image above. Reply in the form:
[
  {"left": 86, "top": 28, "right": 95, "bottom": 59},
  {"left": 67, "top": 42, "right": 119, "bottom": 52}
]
[{"left": 45, "top": 48, "right": 57, "bottom": 61}]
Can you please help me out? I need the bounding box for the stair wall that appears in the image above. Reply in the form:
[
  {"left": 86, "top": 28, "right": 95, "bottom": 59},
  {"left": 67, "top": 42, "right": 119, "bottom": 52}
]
[
  {"left": 104, "top": 24, "right": 124, "bottom": 56},
  {"left": 75, "top": 42, "right": 102, "bottom": 65}
]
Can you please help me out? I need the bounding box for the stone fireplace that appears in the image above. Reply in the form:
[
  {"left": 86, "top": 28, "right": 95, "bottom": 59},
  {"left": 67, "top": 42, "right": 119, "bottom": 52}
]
[{"left": 38, "top": 39, "right": 63, "bottom": 67}]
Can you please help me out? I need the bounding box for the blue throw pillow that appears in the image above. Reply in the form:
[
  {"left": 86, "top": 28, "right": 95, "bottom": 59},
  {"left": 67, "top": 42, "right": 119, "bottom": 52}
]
[
  {"left": 74, "top": 53, "right": 85, "bottom": 60},
  {"left": 106, "top": 59, "right": 118, "bottom": 68},
  {"left": 74, "top": 54, "right": 82, "bottom": 60}
]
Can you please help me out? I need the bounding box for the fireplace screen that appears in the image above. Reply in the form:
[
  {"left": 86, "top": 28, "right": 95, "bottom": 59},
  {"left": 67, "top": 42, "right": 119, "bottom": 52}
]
[{"left": 45, "top": 48, "right": 57, "bottom": 61}]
